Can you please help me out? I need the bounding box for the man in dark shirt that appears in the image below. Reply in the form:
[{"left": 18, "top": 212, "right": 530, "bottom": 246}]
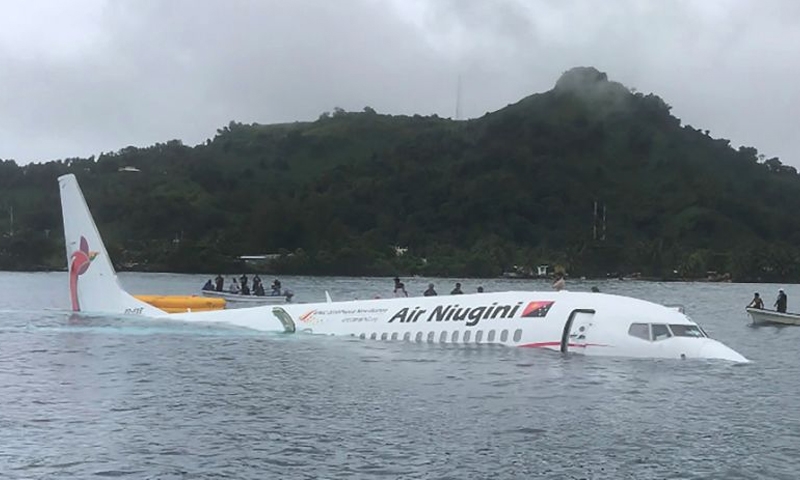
[{"left": 775, "top": 289, "right": 788, "bottom": 313}]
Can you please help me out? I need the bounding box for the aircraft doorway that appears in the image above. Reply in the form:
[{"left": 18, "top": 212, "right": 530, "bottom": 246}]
[
  {"left": 272, "top": 307, "right": 297, "bottom": 333},
  {"left": 560, "top": 309, "right": 595, "bottom": 353}
]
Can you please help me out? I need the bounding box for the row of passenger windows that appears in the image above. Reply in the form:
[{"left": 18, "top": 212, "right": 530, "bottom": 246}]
[
  {"left": 355, "top": 329, "right": 523, "bottom": 344},
  {"left": 628, "top": 323, "right": 707, "bottom": 342}
]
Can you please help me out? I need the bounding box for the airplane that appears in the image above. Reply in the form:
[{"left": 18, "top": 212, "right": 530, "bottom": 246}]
[{"left": 59, "top": 173, "right": 749, "bottom": 362}]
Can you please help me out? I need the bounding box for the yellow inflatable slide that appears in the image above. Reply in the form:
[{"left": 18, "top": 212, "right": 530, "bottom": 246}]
[{"left": 133, "top": 295, "right": 226, "bottom": 313}]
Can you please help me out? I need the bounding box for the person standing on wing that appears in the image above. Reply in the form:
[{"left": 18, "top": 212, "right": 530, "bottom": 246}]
[
  {"left": 552, "top": 274, "right": 566, "bottom": 291},
  {"left": 393, "top": 277, "right": 408, "bottom": 297}
]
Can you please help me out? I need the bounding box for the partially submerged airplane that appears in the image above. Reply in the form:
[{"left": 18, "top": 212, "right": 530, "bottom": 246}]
[{"left": 59, "top": 174, "right": 749, "bottom": 362}]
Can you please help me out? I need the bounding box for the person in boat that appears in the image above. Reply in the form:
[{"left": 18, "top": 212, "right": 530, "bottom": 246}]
[
  {"left": 393, "top": 278, "right": 408, "bottom": 297},
  {"left": 241, "top": 282, "right": 250, "bottom": 295},
  {"left": 591, "top": 286, "right": 600, "bottom": 293},
  {"left": 271, "top": 279, "right": 282, "bottom": 296},
  {"left": 202, "top": 279, "right": 214, "bottom": 291},
  {"left": 747, "top": 292, "right": 764, "bottom": 309},
  {"left": 214, "top": 274, "right": 224, "bottom": 292},
  {"left": 229, "top": 278, "right": 240, "bottom": 294},
  {"left": 423, "top": 283, "right": 437, "bottom": 296},
  {"left": 253, "top": 282, "right": 266, "bottom": 296},
  {"left": 239, "top": 274, "right": 249, "bottom": 291},
  {"left": 253, "top": 274, "right": 262, "bottom": 292},
  {"left": 775, "top": 289, "right": 788, "bottom": 313},
  {"left": 477, "top": 286, "right": 484, "bottom": 293},
  {"left": 450, "top": 282, "right": 463, "bottom": 295}
]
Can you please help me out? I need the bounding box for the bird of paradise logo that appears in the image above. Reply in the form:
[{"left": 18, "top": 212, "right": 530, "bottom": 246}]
[{"left": 69, "top": 236, "right": 98, "bottom": 311}]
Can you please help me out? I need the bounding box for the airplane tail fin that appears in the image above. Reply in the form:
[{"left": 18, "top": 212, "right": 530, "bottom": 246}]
[{"left": 59, "top": 174, "right": 165, "bottom": 316}]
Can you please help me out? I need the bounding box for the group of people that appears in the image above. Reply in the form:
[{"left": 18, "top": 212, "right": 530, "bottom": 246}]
[
  {"left": 392, "top": 274, "right": 571, "bottom": 298},
  {"left": 747, "top": 289, "right": 788, "bottom": 313},
  {"left": 393, "top": 277, "right": 485, "bottom": 298},
  {"left": 202, "top": 274, "right": 285, "bottom": 297}
]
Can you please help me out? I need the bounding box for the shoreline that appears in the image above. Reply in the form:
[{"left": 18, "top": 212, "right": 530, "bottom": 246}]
[{"left": 0, "top": 267, "right": 782, "bottom": 284}]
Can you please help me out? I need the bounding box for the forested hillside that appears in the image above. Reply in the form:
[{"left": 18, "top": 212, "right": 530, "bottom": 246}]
[{"left": 2, "top": 67, "right": 799, "bottom": 281}]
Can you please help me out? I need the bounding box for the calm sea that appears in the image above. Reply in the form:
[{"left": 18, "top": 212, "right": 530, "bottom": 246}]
[{"left": 0, "top": 272, "right": 798, "bottom": 479}]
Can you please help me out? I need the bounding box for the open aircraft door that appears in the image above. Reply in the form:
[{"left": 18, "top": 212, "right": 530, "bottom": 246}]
[
  {"left": 560, "top": 309, "right": 595, "bottom": 353},
  {"left": 272, "top": 307, "right": 296, "bottom": 333}
]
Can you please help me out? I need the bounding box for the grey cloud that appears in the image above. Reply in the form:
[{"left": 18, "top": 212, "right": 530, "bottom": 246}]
[{"left": 1, "top": 0, "right": 799, "bottom": 167}]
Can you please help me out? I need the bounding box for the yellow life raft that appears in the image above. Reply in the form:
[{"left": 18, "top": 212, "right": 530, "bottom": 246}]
[{"left": 133, "top": 295, "right": 226, "bottom": 313}]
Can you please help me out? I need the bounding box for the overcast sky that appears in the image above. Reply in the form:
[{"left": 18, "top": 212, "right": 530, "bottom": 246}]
[{"left": 1, "top": 0, "right": 799, "bottom": 166}]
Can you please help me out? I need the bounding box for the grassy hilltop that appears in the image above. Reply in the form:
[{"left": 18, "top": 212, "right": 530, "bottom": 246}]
[{"left": 2, "top": 67, "right": 799, "bottom": 281}]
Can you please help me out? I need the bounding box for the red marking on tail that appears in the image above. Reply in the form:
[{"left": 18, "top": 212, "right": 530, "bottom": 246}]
[{"left": 68, "top": 236, "right": 97, "bottom": 311}]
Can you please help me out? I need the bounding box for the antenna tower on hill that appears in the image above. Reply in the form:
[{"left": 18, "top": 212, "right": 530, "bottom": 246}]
[{"left": 455, "top": 74, "right": 462, "bottom": 120}]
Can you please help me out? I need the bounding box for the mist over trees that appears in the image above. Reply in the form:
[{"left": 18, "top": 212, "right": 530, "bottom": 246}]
[{"left": 1, "top": 67, "right": 799, "bottom": 281}]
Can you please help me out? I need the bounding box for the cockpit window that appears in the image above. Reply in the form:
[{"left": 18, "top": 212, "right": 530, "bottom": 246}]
[
  {"left": 651, "top": 324, "right": 672, "bottom": 341},
  {"left": 628, "top": 323, "right": 650, "bottom": 340},
  {"left": 668, "top": 324, "right": 706, "bottom": 338}
]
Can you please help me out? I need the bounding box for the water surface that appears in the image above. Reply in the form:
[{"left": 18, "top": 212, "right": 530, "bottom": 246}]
[{"left": 0, "top": 272, "right": 797, "bottom": 479}]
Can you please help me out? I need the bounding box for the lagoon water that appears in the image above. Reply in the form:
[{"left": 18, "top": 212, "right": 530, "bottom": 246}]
[{"left": 1, "top": 271, "right": 799, "bottom": 479}]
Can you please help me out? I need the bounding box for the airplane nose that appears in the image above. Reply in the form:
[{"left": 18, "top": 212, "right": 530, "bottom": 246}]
[{"left": 698, "top": 340, "right": 749, "bottom": 363}]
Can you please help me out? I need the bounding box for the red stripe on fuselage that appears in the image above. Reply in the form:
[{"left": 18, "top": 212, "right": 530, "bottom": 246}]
[{"left": 519, "top": 341, "right": 609, "bottom": 348}]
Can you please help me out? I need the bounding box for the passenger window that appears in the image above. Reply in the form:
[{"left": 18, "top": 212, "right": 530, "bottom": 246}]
[
  {"left": 463, "top": 330, "right": 472, "bottom": 343},
  {"left": 391, "top": 332, "right": 398, "bottom": 341},
  {"left": 403, "top": 332, "right": 411, "bottom": 342},
  {"left": 451, "top": 331, "right": 460, "bottom": 343},
  {"left": 439, "top": 331, "right": 448, "bottom": 343},
  {"left": 500, "top": 329, "right": 509, "bottom": 342},
  {"left": 427, "top": 331, "right": 435, "bottom": 343},
  {"left": 475, "top": 330, "right": 483, "bottom": 343},
  {"left": 487, "top": 330, "right": 496, "bottom": 342},
  {"left": 513, "top": 329, "right": 522, "bottom": 342},
  {"left": 359, "top": 333, "right": 366, "bottom": 339},
  {"left": 415, "top": 332, "right": 423, "bottom": 343},
  {"left": 651, "top": 324, "right": 672, "bottom": 341},
  {"left": 380, "top": 332, "right": 388, "bottom": 341},
  {"left": 370, "top": 333, "right": 377, "bottom": 340},
  {"left": 628, "top": 323, "right": 650, "bottom": 341}
]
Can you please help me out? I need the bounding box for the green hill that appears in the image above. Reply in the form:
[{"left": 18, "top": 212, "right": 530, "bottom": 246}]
[{"left": 1, "top": 66, "right": 798, "bottom": 281}]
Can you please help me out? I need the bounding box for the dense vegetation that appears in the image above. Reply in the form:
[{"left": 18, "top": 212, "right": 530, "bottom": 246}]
[{"left": 2, "top": 67, "right": 800, "bottom": 281}]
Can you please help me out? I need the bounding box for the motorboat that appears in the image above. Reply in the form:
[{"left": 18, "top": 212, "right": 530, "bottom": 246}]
[
  {"left": 745, "top": 307, "right": 800, "bottom": 326},
  {"left": 200, "top": 289, "right": 292, "bottom": 304}
]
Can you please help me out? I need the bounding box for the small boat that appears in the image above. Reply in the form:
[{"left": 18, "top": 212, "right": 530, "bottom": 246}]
[
  {"left": 200, "top": 289, "right": 293, "bottom": 304},
  {"left": 745, "top": 307, "right": 800, "bottom": 326}
]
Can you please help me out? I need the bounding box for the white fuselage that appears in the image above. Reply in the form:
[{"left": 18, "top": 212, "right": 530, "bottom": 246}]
[{"left": 168, "top": 290, "right": 748, "bottom": 362}]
